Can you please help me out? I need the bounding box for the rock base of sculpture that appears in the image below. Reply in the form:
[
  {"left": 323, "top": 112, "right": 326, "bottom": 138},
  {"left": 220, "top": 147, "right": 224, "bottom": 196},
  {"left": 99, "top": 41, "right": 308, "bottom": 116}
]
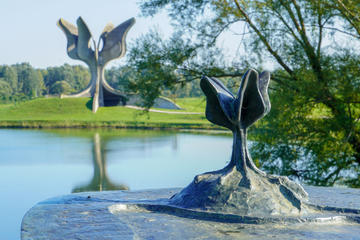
[
  {"left": 21, "top": 187, "right": 360, "bottom": 240},
  {"left": 170, "top": 166, "right": 312, "bottom": 216}
]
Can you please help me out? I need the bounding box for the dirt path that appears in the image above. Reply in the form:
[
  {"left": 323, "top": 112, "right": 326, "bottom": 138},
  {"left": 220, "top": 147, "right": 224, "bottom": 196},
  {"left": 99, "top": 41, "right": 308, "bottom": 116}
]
[{"left": 125, "top": 105, "right": 203, "bottom": 115}]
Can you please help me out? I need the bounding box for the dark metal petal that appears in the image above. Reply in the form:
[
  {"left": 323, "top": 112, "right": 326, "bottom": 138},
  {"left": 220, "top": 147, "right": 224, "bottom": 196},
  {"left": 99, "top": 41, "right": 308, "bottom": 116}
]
[
  {"left": 236, "top": 69, "right": 270, "bottom": 129},
  {"left": 200, "top": 76, "right": 235, "bottom": 130}
]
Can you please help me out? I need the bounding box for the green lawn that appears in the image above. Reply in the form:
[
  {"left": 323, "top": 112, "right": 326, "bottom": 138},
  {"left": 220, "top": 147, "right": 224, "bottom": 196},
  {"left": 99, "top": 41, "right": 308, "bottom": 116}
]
[
  {"left": 169, "top": 97, "right": 207, "bottom": 113},
  {"left": 0, "top": 97, "right": 217, "bottom": 129},
  {"left": 0, "top": 103, "right": 12, "bottom": 109}
]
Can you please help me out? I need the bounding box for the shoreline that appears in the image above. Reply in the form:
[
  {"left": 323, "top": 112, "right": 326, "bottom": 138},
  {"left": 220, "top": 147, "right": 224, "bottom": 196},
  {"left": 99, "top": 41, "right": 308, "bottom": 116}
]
[{"left": 0, "top": 120, "right": 224, "bottom": 131}]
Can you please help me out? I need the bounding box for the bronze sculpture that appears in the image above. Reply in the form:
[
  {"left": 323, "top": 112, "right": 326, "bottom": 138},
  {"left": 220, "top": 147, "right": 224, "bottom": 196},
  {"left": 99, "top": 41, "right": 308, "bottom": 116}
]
[{"left": 170, "top": 69, "right": 309, "bottom": 216}]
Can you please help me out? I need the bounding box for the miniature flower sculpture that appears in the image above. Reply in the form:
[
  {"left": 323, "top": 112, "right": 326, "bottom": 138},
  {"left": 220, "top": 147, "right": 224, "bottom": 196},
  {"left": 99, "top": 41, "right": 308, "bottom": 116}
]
[
  {"left": 201, "top": 69, "right": 270, "bottom": 175},
  {"left": 57, "top": 17, "right": 135, "bottom": 113},
  {"left": 170, "top": 69, "right": 310, "bottom": 216}
]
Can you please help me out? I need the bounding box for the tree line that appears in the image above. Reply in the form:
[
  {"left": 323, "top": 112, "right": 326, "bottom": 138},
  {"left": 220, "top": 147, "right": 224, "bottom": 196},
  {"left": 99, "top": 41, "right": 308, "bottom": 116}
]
[
  {"left": 0, "top": 63, "right": 88, "bottom": 102},
  {"left": 0, "top": 63, "right": 203, "bottom": 103}
]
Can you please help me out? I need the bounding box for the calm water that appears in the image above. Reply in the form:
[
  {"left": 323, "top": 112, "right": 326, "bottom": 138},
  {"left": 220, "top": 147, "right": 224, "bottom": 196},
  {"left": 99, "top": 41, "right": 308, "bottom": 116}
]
[{"left": 0, "top": 129, "right": 232, "bottom": 239}]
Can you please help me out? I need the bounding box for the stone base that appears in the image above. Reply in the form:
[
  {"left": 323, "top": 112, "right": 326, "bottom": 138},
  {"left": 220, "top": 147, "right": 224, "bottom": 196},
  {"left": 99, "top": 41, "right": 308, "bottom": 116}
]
[
  {"left": 21, "top": 187, "right": 360, "bottom": 240},
  {"left": 170, "top": 166, "right": 310, "bottom": 216}
]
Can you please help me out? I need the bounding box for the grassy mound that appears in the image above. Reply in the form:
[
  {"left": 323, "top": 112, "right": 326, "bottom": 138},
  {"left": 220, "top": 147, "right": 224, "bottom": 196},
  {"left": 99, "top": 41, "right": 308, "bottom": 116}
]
[{"left": 0, "top": 97, "right": 217, "bottom": 129}]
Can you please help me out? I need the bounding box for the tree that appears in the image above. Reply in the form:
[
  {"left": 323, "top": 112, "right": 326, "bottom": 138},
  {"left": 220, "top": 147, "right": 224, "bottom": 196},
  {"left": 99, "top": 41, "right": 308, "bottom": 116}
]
[
  {"left": 2, "top": 66, "right": 18, "bottom": 92},
  {"left": 0, "top": 63, "right": 91, "bottom": 100},
  {"left": 105, "top": 66, "right": 132, "bottom": 92},
  {"left": 133, "top": 0, "right": 360, "bottom": 186},
  {"left": 43, "top": 64, "right": 90, "bottom": 95},
  {"left": 125, "top": 30, "right": 198, "bottom": 108},
  {"left": 71, "top": 65, "right": 90, "bottom": 92},
  {"left": 0, "top": 80, "right": 12, "bottom": 101},
  {"left": 124, "top": 29, "right": 243, "bottom": 108},
  {"left": 14, "top": 63, "right": 44, "bottom": 98},
  {"left": 50, "top": 80, "right": 73, "bottom": 95},
  {"left": 330, "top": 0, "right": 360, "bottom": 38}
]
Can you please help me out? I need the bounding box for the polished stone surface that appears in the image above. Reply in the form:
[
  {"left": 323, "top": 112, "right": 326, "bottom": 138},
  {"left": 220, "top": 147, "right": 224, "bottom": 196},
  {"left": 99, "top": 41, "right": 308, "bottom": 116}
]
[{"left": 21, "top": 186, "right": 360, "bottom": 240}]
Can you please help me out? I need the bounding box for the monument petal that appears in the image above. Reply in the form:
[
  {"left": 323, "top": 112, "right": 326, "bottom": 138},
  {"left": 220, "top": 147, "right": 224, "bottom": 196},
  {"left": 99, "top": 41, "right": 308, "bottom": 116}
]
[
  {"left": 56, "top": 18, "right": 79, "bottom": 60},
  {"left": 99, "top": 18, "right": 135, "bottom": 65},
  {"left": 76, "top": 17, "right": 96, "bottom": 65}
]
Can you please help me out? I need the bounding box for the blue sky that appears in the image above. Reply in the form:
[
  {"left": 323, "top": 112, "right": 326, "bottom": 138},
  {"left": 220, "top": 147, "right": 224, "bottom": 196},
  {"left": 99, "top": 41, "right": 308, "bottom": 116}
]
[
  {"left": 0, "top": 0, "right": 173, "bottom": 68},
  {"left": 0, "top": 0, "right": 275, "bottom": 70},
  {"left": 0, "top": 1, "right": 354, "bottom": 71}
]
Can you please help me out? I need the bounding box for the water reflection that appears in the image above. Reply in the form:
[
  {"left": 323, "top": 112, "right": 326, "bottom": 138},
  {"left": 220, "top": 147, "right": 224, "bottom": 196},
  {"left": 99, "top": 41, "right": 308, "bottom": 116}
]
[
  {"left": 72, "top": 133, "right": 128, "bottom": 193},
  {"left": 0, "top": 128, "right": 231, "bottom": 240}
]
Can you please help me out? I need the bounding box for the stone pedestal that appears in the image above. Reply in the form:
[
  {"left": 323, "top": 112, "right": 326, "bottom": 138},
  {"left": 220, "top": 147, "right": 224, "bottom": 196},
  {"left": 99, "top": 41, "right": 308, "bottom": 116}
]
[{"left": 21, "top": 186, "right": 360, "bottom": 240}]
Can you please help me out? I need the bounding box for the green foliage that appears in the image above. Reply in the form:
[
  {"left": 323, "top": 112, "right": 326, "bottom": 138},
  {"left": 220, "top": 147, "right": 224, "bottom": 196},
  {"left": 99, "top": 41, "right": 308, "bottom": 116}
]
[
  {"left": 134, "top": 0, "right": 360, "bottom": 187},
  {"left": 0, "top": 63, "right": 92, "bottom": 102},
  {"left": 50, "top": 81, "right": 73, "bottom": 95},
  {"left": 125, "top": 30, "right": 199, "bottom": 108},
  {"left": 0, "top": 80, "right": 12, "bottom": 101},
  {"left": 43, "top": 64, "right": 90, "bottom": 94},
  {"left": 14, "top": 63, "right": 44, "bottom": 98},
  {"left": 0, "top": 65, "right": 18, "bottom": 91},
  {"left": 105, "top": 66, "right": 133, "bottom": 92},
  {"left": 124, "top": 26, "right": 244, "bottom": 108}
]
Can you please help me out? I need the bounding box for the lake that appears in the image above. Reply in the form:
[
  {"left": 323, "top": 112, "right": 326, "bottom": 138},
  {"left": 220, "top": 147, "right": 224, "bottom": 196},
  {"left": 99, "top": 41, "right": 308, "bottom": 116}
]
[{"left": 0, "top": 128, "right": 233, "bottom": 239}]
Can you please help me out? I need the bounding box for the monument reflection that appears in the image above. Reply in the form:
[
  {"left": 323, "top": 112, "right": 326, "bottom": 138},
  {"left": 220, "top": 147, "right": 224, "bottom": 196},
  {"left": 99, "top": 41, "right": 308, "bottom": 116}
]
[{"left": 72, "top": 133, "right": 128, "bottom": 193}]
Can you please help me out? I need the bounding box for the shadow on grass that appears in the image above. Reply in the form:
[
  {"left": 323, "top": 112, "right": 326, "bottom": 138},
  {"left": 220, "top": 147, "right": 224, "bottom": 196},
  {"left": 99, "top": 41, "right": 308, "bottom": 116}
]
[{"left": 86, "top": 99, "right": 93, "bottom": 111}]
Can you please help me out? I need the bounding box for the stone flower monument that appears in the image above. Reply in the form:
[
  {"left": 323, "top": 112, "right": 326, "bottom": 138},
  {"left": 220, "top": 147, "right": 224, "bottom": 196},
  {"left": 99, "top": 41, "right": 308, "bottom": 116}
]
[{"left": 57, "top": 17, "right": 135, "bottom": 113}]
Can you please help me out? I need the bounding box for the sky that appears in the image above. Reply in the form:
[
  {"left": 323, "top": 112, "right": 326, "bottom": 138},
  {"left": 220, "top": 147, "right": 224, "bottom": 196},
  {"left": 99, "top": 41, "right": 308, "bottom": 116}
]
[
  {"left": 0, "top": 0, "right": 274, "bottom": 71},
  {"left": 0, "top": 0, "right": 174, "bottom": 68},
  {"left": 0, "top": 1, "right": 354, "bottom": 72}
]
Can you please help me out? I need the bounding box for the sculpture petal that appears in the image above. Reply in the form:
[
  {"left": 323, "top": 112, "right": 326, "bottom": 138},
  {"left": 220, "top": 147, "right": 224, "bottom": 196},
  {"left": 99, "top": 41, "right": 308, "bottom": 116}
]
[
  {"left": 57, "top": 18, "right": 79, "bottom": 60},
  {"left": 99, "top": 18, "right": 135, "bottom": 65},
  {"left": 235, "top": 69, "right": 270, "bottom": 129},
  {"left": 76, "top": 17, "right": 95, "bottom": 63},
  {"left": 200, "top": 76, "right": 235, "bottom": 130},
  {"left": 101, "top": 22, "right": 115, "bottom": 36},
  {"left": 258, "top": 71, "right": 271, "bottom": 116}
]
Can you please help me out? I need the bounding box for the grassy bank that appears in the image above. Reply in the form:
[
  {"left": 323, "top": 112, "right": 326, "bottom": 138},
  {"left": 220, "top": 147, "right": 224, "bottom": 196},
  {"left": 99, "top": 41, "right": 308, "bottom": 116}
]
[{"left": 0, "top": 97, "right": 219, "bottom": 129}]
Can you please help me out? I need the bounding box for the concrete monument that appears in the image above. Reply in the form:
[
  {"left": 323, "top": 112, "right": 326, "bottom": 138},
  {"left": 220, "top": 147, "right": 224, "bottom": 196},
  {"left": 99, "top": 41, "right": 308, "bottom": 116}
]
[
  {"left": 58, "top": 17, "right": 180, "bottom": 112},
  {"left": 57, "top": 17, "right": 135, "bottom": 113}
]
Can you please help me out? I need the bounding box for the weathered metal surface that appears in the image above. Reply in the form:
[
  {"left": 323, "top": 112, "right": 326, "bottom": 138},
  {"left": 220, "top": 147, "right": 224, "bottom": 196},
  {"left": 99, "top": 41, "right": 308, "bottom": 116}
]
[{"left": 170, "top": 70, "right": 309, "bottom": 216}]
